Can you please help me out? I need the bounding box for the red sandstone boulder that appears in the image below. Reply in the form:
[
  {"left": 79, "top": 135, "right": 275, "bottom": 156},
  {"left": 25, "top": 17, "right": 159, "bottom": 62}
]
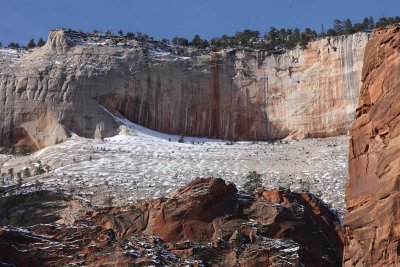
[{"left": 145, "top": 177, "right": 238, "bottom": 242}]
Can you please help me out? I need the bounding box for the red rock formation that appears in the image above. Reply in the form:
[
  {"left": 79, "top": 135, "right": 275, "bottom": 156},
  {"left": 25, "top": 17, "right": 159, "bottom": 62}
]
[
  {"left": 0, "top": 178, "right": 344, "bottom": 266},
  {"left": 145, "top": 178, "right": 237, "bottom": 242},
  {"left": 344, "top": 25, "right": 400, "bottom": 266}
]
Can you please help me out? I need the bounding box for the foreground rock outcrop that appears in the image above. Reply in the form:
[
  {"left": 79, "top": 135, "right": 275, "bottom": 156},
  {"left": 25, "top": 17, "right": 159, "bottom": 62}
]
[
  {"left": 0, "top": 190, "right": 86, "bottom": 226},
  {"left": 0, "top": 30, "right": 369, "bottom": 151},
  {"left": 344, "top": 25, "right": 400, "bottom": 266},
  {"left": 0, "top": 178, "right": 343, "bottom": 266}
]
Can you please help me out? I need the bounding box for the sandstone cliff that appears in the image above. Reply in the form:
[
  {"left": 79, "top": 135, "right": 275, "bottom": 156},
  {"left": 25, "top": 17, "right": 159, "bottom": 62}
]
[
  {"left": 0, "top": 30, "right": 369, "bottom": 150},
  {"left": 344, "top": 25, "right": 400, "bottom": 266}
]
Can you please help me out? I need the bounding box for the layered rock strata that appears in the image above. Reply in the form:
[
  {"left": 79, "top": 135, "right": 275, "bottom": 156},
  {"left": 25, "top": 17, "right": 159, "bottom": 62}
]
[
  {"left": 0, "top": 178, "right": 343, "bottom": 266},
  {"left": 344, "top": 25, "right": 400, "bottom": 266},
  {"left": 0, "top": 30, "right": 369, "bottom": 150}
]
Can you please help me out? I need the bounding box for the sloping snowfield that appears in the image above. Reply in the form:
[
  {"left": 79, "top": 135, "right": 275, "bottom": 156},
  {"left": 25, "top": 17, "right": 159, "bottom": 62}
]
[{"left": 0, "top": 116, "right": 349, "bottom": 215}]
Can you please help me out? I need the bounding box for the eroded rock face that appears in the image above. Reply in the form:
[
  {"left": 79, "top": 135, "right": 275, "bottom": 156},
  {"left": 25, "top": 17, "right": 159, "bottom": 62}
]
[
  {"left": 344, "top": 25, "right": 400, "bottom": 266},
  {"left": 265, "top": 33, "right": 368, "bottom": 139},
  {"left": 0, "top": 190, "right": 86, "bottom": 226},
  {"left": 0, "top": 30, "right": 369, "bottom": 151},
  {"left": 0, "top": 178, "right": 343, "bottom": 266}
]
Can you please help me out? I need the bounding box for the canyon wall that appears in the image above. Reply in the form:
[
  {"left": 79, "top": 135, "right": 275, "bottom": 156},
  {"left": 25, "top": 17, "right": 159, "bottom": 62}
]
[
  {"left": 265, "top": 33, "right": 368, "bottom": 139},
  {"left": 344, "top": 25, "right": 400, "bottom": 266},
  {"left": 0, "top": 30, "right": 369, "bottom": 150}
]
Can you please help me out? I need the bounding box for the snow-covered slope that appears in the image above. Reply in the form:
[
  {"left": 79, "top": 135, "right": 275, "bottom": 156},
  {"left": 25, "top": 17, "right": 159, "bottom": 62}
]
[{"left": 0, "top": 113, "right": 348, "bottom": 215}]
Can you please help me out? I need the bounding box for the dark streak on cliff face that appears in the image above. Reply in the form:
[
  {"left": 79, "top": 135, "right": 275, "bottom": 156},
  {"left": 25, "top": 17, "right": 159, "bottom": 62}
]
[{"left": 211, "top": 53, "right": 221, "bottom": 137}]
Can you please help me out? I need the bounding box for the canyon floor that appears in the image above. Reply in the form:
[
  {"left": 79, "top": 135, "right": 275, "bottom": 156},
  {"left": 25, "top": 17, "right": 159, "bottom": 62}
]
[{"left": 0, "top": 116, "right": 348, "bottom": 216}]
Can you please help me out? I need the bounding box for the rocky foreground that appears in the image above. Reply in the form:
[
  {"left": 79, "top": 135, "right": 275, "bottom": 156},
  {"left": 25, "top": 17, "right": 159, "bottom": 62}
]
[{"left": 0, "top": 178, "right": 343, "bottom": 266}]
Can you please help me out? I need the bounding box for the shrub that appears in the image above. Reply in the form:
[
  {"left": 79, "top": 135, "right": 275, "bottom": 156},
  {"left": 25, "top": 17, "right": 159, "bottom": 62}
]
[
  {"left": 243, "top": 171, "right": 263, "bottom": 193},
  {"left": 20, "top": 145, "right": 31, "bottom": 155},
  {"left": 161, "top": 38, "right": 170, "bottom": 44},
  {"left": 8, "top": 168, "right": 14, "bottom": 179},
  {"left": 55, "top": 138, "right": 63, "bottom": 144},
  {"left": 23, "top": 167, "right": 31, "bottom": 177},
  {"left": 34, "top": 163, "right": 46, "bottom": 175},
  {"left": 16, "top": 176, "right": 22, "bottom": 188},
  {"left": 104, "top": 192, "right": 115, "bottom": 207},
  {"left": 9, "top": 213, "right": 23, "bottom": 226}
]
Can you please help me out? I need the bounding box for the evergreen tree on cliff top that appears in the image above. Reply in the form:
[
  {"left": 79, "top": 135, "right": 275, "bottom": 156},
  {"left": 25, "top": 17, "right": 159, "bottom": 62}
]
[
  {"left": 37, "top": 38, "right": 46, "bottom": 47},
  {"left": 27, "top": 38, "right": 36, "bottom": 49}
]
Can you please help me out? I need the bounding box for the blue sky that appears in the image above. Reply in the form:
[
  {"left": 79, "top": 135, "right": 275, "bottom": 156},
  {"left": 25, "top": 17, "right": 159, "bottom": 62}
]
[{"left": 1, "top": 0, "right": 399, "bottom": 45}]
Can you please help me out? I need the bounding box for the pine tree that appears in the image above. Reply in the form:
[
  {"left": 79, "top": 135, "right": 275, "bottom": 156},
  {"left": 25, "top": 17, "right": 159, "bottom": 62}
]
[
  {"left": 320, "top": 24, "right": 325, "bottom": 37},
  {"left": 361, "top": 17, "right": 370, "bottom": 31},
  {"left": 172, "top": 37, "right": 189, "bottom": 46},
  {"left": 210, "top": 37, "right": 222, "bottom": 47},
  {"left": 376, "top": 16, "right": 389, "bottom": 28},
  {"left": 27, "top": 38, "right": 36, "bottom": 49},
  {"left": 8, "top": 42, "right": 20, "bottom": 49},
  {"left": 191, "top": 34, "right": 203, "bottom": 47},
  {"left": 333, "top": 19, "right": 343, "bottom": 35},
  {"left": 369, "top": 17, "right": 375, "bottom": 30},
  {"left": 126, "top": 32, "right": 135, "bottom": 40},
  {"left": 267, "top": 27, "right": 279, "bottom": 47},
  {"left": 161, "top": 38, "right": 170, "bottom": 44},
  {"left": 37, "top": 37, "right": 46, "bottom": 47},
  {"left": 299, "top": 32, "right": 309, "bottom": 49},
  {"left": 343, "top": 19, "right": 354, "bottom": 34}
]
